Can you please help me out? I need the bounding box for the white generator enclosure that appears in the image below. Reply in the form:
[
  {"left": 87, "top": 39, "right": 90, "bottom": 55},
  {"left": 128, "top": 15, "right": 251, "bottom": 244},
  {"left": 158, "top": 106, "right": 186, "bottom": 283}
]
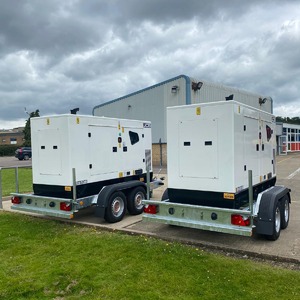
[
  {"left": 167, "top": 101, "right": 276, "bottom": 209},
  {"left": 31, "top": 115, "right": 152, "bottom": 199}
]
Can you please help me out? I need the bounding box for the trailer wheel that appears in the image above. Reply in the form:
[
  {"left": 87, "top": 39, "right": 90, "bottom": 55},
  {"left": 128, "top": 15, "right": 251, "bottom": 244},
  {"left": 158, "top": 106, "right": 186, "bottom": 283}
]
[
  {"left": 23, "top": 154, "right": 30, "bottom": 160},
  {"left": 266, "top": 201, "right": 281, "bottom": 241},
  {"left": 127, "top": 187, "right": 146, "bottom": 215},
  {"left": 280, "top": 195, "right": 290, "bottom": 229},
  {"left": 104, "top": 191, "right": 126, "bottom": 223}
]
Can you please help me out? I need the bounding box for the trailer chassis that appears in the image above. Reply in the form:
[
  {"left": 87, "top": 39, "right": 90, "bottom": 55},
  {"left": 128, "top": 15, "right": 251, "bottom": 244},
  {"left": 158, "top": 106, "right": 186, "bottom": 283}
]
[
  {"left": 11, "top": 168, "right": 163, "bottom": 222},
  {"left": 143, "top": 171, "right": 291, "bottom": 240}
]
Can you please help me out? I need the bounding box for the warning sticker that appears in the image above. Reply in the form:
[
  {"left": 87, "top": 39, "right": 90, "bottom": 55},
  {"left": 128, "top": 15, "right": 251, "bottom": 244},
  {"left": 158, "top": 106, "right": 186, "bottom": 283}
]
[{"left": 223, "top": 193, "right": 235, "bottom": 200}]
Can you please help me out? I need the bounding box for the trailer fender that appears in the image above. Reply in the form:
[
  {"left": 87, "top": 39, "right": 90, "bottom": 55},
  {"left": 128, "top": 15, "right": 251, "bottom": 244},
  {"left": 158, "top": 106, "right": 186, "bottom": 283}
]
[
  {"left": 95, "top": 181, "right": 146, "bottom": 218},
  {"left": 255, "top": 186, "right": 290, "bottom": 236}
]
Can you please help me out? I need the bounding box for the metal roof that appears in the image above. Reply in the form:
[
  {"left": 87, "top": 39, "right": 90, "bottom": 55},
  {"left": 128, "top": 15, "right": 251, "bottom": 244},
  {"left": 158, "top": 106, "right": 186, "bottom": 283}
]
[
  {"left": 93, "top": 74, "right": 272, "bottom": 114},
  {"left": 93, "top": 75, "right": 191, "bottom": 114}
]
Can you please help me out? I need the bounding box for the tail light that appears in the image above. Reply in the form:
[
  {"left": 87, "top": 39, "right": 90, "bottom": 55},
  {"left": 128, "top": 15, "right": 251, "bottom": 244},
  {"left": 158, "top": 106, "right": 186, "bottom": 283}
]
[
  {"left": 60, "top": 202, "right": 72, "bottom": 211},
  {"left": 11, "top": 196, "right": 21, "bottom": 204},
  {"left": 144, "top": 204, "right": 158, "bottom": 214},
  {"left": 231, "top": 214, "right": 250, "bottom": 226}
]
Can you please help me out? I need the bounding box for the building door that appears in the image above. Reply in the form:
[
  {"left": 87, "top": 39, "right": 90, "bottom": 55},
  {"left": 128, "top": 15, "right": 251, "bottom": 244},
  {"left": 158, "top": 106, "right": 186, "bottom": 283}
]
[{"left": 278, "top": 135, "right": 287, "bottom": 155}]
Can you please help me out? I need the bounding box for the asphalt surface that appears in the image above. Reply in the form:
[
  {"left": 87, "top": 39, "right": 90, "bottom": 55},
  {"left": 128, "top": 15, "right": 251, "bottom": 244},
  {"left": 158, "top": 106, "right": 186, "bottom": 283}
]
[
  {"left": 0, "top": 156, "right": 32, "bottom": 168},
  {"left": 1, "top": 153, "right": 300, "bottom": 264}
]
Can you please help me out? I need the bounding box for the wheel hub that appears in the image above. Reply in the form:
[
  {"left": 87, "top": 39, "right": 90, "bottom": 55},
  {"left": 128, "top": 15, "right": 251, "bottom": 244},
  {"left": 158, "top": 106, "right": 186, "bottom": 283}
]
[
  {"left": 135, "top": 192, "right": 144, "bottom": 208},
  {"left": 284, "top": 201, "right": 289, "bottom": 222},
  {"left": 275, "top": 207, "right": 281, "bottom": 233},
  {"left": 112, "top": 197, "right": 124, "bottom": 217}
]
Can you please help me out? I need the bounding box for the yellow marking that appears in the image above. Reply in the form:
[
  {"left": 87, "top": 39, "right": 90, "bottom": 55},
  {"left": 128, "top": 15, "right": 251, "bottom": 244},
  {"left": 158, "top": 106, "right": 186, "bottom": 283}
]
[
  {"left": 119, "top": 172, "right": 123, "bottom": 178},
  {"left": 76, "top": 117, "right": 80, "bottom": 124},
  {"left": 223, "top": 193, "right": 235, "bottom": 200},
  {"left": 79, "top": 201, "right": 84, "bottom": 206},
  {"left": 119, "top": 143, "right": 121, "bottom": 148},
  {"left": 118, "top": 123, "right": 121, "bottom": 130},
  {"left": 238, "top": 106, "right": 241, "bottom": 113},
  {"left": 122, "top": 127, "right": 124, "bottom": 133},
  {"left": 47, "top": 118, "right": 50, "bottom": 125},
  {"left": 196, "top": 107, "right": 201, "bottom": 115},
  {"left": 140, "top": 178, "right": 145, "bottom": 182},
  {"left": 65, "top": 186, "right": 72, "bottom": 191},
  {"left": 277, "top": 156, "right": 293, "bottom": 164}
]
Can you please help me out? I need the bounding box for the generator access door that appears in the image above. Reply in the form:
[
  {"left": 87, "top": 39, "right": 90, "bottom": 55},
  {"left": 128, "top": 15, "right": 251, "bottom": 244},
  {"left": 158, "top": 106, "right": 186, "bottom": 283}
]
[
  {"left": 178, "top": 118, "right": 219, "bottom": 179},
  {"left": 243, "top": 116, "right": 260, "bottom": 178},
  {"left": 88, "top": 125, "right": 119, "bottom": 176},
  {"left": 37, "top": 128, "right": 62, "bottom": 175}
]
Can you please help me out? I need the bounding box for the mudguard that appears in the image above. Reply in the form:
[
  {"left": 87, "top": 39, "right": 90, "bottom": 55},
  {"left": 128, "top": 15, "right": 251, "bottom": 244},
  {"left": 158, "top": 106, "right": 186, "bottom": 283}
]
[
  {"left": 255, "top": 186, "right": 290, "bottom": 235},
  {"left": 95, "top": 181, "right": 146, "bottom": 218}
]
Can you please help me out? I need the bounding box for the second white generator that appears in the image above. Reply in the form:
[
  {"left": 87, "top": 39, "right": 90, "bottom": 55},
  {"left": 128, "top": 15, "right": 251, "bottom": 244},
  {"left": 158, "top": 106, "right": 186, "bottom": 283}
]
[
  {"left": 167, "top": 101, "right": 276, "bottom": 209},
  {"left": 143, "top": 101, "right": 290, "bottom": 240}
]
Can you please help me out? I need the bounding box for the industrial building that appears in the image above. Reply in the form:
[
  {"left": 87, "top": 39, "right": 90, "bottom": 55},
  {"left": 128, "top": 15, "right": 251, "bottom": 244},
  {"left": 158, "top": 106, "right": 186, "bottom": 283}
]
[
  {"left": 276, "top": 123, "right": 300, "bottom": 154},
  {"left": 93, "top": 74, "right": 273, "bottom": 165}
]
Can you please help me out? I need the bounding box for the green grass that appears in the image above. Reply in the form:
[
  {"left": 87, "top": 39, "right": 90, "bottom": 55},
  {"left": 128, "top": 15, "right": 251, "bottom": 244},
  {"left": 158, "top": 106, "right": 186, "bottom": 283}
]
[
  {"left": 0, "top": 168, "right": 33, "bottom": 196},
  {"left": 0, "top": 212, "right": 299, "bottom": 300}
]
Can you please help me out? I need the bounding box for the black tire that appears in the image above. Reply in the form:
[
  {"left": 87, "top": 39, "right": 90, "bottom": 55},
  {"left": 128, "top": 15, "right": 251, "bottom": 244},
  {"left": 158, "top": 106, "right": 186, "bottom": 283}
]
[
  {"left": 280, "top": 195, "right": 290, "bottom": 230},
  {"left": 127, "top": 186, "right": 146, "bottom": 215},
  {"left": 266, "top": 201, "right": 281, "bottom": 241},
  {"left": 104, "top": 191, "right": 127, "bottom": 223},
  {"left": 18, "top": 158, "right": 23, "bottom": 161},
  {"left": 161, "top": 189, "right": 169, "bottom": 201},
  {"left": 23, "top": 154, "right": 29, "bottom": 160}
]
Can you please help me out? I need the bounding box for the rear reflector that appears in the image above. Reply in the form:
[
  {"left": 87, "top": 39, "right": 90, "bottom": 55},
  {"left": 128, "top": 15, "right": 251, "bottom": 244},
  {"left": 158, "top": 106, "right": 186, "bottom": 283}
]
[
  {"left": 231, "top": 214, "right": 250, "bottom": 226},
  {"left": 144, "top": 204, "right": 158, "bottom": 214},
  {"left": 11, "top": 196, "right": 21, "bottom": 204},
  {"left": 60, "top": 202, "right": 72, "bottom": 211}
]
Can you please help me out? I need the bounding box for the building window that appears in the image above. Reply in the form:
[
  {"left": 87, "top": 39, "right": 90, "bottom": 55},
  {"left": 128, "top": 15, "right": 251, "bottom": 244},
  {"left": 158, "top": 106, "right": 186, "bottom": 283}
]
[{"left": 10, "top": 138, "right": 17, "bottom": 144}]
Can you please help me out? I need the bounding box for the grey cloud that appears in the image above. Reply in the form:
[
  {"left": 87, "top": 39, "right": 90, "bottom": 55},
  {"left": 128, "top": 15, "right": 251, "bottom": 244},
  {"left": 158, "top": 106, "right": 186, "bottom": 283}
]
[
  {"left": 0, "top": 0, "right": 104, "bottom": 60},
  {"left": 0, "top": 0, "right": 300, "bottom": 127}
]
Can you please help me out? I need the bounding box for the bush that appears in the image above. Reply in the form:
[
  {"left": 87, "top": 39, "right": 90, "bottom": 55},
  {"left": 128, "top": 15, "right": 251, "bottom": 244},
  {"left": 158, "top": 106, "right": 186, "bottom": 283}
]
[{"left": 0, "top": 145, "right": 19, "bottom": 156}]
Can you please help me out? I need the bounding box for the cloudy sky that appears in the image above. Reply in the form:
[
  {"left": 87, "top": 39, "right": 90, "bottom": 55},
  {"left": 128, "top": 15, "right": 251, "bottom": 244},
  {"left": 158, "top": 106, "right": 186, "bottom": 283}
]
[{"left": 0, "top": 0, "right": 300, "bottom": 129}]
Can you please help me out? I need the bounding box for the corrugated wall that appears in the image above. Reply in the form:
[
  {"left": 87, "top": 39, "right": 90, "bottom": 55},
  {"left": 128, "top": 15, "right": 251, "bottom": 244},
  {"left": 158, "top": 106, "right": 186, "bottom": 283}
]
[{"left": 190, "top": 79, "right": 272, "bottom": 112}]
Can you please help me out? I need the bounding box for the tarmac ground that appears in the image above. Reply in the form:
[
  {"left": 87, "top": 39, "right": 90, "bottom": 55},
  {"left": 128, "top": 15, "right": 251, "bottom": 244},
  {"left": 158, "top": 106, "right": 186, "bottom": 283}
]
[{"left": 1, "top": 153, "right": 300, "bottom": 265}]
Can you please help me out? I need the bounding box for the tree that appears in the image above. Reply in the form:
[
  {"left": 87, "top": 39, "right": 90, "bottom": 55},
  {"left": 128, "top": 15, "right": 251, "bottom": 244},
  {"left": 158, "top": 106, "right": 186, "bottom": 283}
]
[
  {"left": 23, "top": 110, "right": 40, "bottom": 146},
  {"left": 276, "top": 116, "right": 300, "bottom": 125}
]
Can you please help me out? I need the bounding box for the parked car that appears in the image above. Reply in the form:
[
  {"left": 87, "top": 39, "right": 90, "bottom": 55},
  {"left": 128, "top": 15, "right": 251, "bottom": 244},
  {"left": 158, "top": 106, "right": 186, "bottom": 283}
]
[{"left": 15, "top": 147, "right": 32, "bottom": 160}]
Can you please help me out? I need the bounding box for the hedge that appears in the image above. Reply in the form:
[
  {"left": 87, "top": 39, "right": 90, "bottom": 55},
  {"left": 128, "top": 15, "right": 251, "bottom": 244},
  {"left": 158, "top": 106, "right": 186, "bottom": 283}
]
[{"left": 0, "top": 145, "right": 19, "bottom": 157}]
